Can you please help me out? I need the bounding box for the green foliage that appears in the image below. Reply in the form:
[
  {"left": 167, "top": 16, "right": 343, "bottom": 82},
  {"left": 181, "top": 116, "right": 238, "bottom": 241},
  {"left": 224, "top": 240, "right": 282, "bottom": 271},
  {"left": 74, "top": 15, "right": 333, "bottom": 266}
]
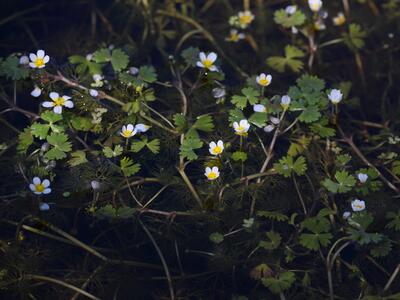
[
  {"left": 17, "top": 128, "right": 34, "bottom": 153},
  {"left": 45, "top": 133, "right": 72, "bottom": 160},
  {"left": 257, "top": 211, "right": 289, "bottom": 222},
  {"left": 274, "top": 9, "right": 306, "bottom": 28},
  {"left": 68, "top": 150, "right": 88, "bottom": 167},
  {"left": 267, "top": 45, "right": 305, "bottom": 73},
  {"left": 69, "top": 55, "right": 102, "bottom": 75},
  {"left": 181, "top": 47, "right": 200, "bottom": 66},
  {"left": 231, "top": 87, "right": 260, "bottom": 109},
  {"left": 93, "top": 48, "right": 129, "bottom": 72},
  {"left": 131, "top": 136, "right": 160, "bottom": 154},
  {"left": 370, "top": 237, "right": 392, "bottom": 258},
  {"left": 103, "top": 145, "right": 123, "bottom": 158},
  {"left": 386, "top": 211, "right": 400, "bottom": 231},
  {"left": 249, "top": 112, "right": 268, "bottom": 128},
  {"left": 192, "top": 115, "right": 214, "bottom": 132},
  {"left": 138, "top": 66, "right": 157, "bottom": 83},
  {"left": 300, "top": 210, "right": 333, "bottom": 250},
  {"left": 120, "top": 157, "right": 140, "bottom": 177},
  {"left": 209, "top": 232, "right": 224, "bottom": 244},
  {"left": 344, "top": 23, "right": 367, "bottom": 51},
  {"left": 180, "top": 137, "right": 203, "bottom": 161},
  {"left": 259, "top": 231, "right": 281, "bottom": 250},
  {"left": 232, "top": 151, "right": 247, "bottom": 162},
  {"left": 322, "top": 170, "right": 356, "bottom": 193},
  {"left": 274, "top": 156, "right": 307, "bottom": 177},
  {"left": 0, "top": 55, "right": 29, "bottom": 80},
  {"left": 94, "top": 204, "right": 136, "bottom": 220},
  {"left": 261, "top": 271, "right": 296, "bottom": 294}
]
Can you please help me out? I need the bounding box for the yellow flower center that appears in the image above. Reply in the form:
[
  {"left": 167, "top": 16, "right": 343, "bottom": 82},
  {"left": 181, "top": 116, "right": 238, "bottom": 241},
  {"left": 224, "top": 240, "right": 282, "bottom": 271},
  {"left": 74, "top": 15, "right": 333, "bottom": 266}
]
[
  {"left": 212, "top": 146, "right": 222, "bottom": 154},
  {"left": 35, "top": 184, "right": 45, "bottom": 193},
  {"left": 54, "top": 97, "right": 65, "bottom": 106},
  {"left": 35, "top": 58, "right": 45, "bottom": 67},
  {"left": 239, "top": 15, "right": 253, "bottom": 25},
  {"left": 207, "top": 172, "right": 218, "bottom": 180},
  {"left": 259, "top": 78, "right": 270, "bottom": 86},
  {"left": 202, "top": 59, "right": 213, "bottom": 69},
  {"left": 354, "top": 204, "right": 363, "bottom": 209},
  {"left": 310, "top": 4, "right": 320, "bottom": 11},
  {"left": 229, "top": 33, "right": 239, "bottom": 42},
  {"left": 334, "top": 15, "right": 346, "bottom": 26},
  {"left": 122, "top": 130, "right": 133, "bottom": 138}
]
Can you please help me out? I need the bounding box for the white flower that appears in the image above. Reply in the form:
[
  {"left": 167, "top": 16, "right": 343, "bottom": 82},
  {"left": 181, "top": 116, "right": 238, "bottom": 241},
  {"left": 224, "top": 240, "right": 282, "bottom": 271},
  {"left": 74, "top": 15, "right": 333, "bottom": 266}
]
[
  {"left": 120, "top": 124, "right": 137, "bottom": 138},
  {"left": 29, "top": 177, "right": 51, "bottom": 195},
  {"left": 42, "top": 92, "right": 73, "bottom": 114},
  {"left": 351, "top": 199, "right": 366, "bottom": 212},
  {"left": 357, "top": 173, "right": 368, "bottom": 184},
  {"left": 314, "top": 20, "right": 326, "bottom": 31},
  {"left": 91, "top": 180, "right": 101, "bottom": 190},
  {"left": 281, "top": 95, "right": 291, "bottom": 110},
  {"left": 209, "top": 140, "right": 224, "bottom": 155},
  {"left": 308, "top": 0, "right": 322, "bottom": 12},
  {"left": 129, "top": 67, "right": 139, "bottom": 75},
  {"left": 89, "top": 89, "right": 99, "bottom": 97},
  {"left": 205, "top": 166, "right": 220, "bottom": 181},
  {"left": 328, "top": 89, "right": 343, "bottom": 104},
  {"left": 212, "top": 87, "right": 226, "bottom": 99},
  {"left": 238, "top": 11, "right": 255, "bottom": 28},
  {"left": 233, "top": 119, "right": 250, "bottom": 136},
  {"left": 31, "top": 86, "right": 42, "bottom": 97},
  {"left": 270, "top": 117, "right": 280, "bottom": 125},
  {"left": 264, "top": 124, "right": 275, "bottom": 133},
  {"left": 29, "top": 50, "right": 50, "bottom": 69},
  {"left": 196, "top": 52, "right": 218, "bottom": 72},
  {"left": 343, "top": 211, "right": 351, "bottom": 219},
  {"left": 253, "top": 104, "right": 267, "bottom": 113},
  {"left": 92, "top": 74, "right": 104, "bottom": 87},
  {"left": 39, "top": 202, "right": 50, "bottom": 211},
  {"left": 285, "top": 5, "right": 297, "bottom": 15},
  {"left": 135, "top": 124, "right": 150, "bottom": 133},
  {"left": 226, "top": 29, "right": 245, "bottom": 42},
  {"left": 256, "top": 73, "right": 272, "bottom": 87},
  {"left": 291, "top": 26, "right": 299, "bottom": 34},
  {"left": 19, "top": 55, "right": 29, "bottom": 65},
  {"left": 93, "top": 74, "right": 103, "bottom": 81},
  {"left": 86, "top": 53, "right": 93, "bottom": 61},
  {"left": 333, "top": 12, "right": 346, "bottom": 26}
]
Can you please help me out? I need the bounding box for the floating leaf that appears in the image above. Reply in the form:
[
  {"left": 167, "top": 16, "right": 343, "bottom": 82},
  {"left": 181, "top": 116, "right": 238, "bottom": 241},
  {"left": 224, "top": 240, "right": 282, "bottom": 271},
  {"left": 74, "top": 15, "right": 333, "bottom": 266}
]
[{"left": 267, "top": 45, "right": 305, "bottom": 73}]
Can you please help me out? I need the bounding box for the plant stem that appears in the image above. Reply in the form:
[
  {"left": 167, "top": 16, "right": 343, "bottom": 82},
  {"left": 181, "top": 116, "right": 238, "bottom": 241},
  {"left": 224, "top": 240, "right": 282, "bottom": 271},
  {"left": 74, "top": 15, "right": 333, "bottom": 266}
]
[{"left": 177, "top": 166, "right": 202, "bottom": 208}]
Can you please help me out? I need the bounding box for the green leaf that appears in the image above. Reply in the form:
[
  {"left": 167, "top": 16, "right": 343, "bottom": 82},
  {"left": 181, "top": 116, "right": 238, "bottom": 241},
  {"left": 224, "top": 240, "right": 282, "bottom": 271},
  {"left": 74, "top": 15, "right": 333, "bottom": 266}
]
[
  {"left": 348, "top": 228, "right": 382, "bottom": 245},
  {"left": 261, "top": 271, "right": 296, "bottom": 294},
  {"left": 257, "top": 211, "right": 289, "bottom": 222},
  {"left": 267, "top": 45, "right": 305, "bottom": 73},
  {"left": 131, "top": 136, "right": 160, "bottom": 154},
  {"left": 209, "top": 232, "right": 224, "bottom": 244},
  {"left": 259, "top": 231, "right": 281, "bottom": 250},
  {"left": 93, "top": 48, "right": 111, "bottom": 63},
  {"left": 41, "top": 111, "right": 63, "bottom": 123},
  {"left": 232, "top": 151, "right": 247, "bottom": 162},
  {"left": 299, "top": 233, "right": 332, "bottom": 251},
  {"left": 231, "top": 87, "right": 260, "bottom": 109},
  {"left": 249, "top": 112, "right": 268, "bottom": 128},
  {"left": 274, "top": 156, "right": 307, "bottom": 177},
  {"left": 0, "top": 55, "right": 29, "bottom": 80},
  {"left": 336, "top": 154, "right": 352, "bottom": 166},
  {"left": 70, "top": 116, "right": 93, "bottom": 131},
  {"left": 94, "top": 204, "right": 135, "bottom": 220},
  {"left": 146, "top": 139, "right": 160, "bottom": 154},
  {"left": 322, "top": 170, "right": 356, "bottom": 193},
  {"left": 228, "top": 108, "right": 245, "bottom": 123},
  {"left": 45, "top": 133, "right": 72, "bottom": 160},
  {"left": 309, "top": 117, "right": 335, "bottom": 137},
  {"left": 180, "top": 137, "right": 203, "bottom": 161},
  {"left": 181, "top": 47, "right": 200, "bottom": 67},
  {"left": 370, "top": 238, "right": 392, "bottom": 258},
  {"left": 120, "top": 157, "right": 140, "bottom": 177},
  {"left": 193, "top": 115, "right": 214, "bottom": 132},
  {"left": 298, "top": 106, "right": 321, "bottom": 123},
  {"left": 344, "top": 23, "right": 367, "bottom": 51},
  {"left": 386, "top": 211, "right": 400, "bottom": 231},
  {"left": 301, "top": 215, "right": 331, "bottom": 234},
  {"left": 274, "top": 9, "right": 306, "bottom": 28},
  {"left": 173, "top": 113, "right": 186, "bottom": 132},
  {"left": 31, "top": 123, "right": 50, "bottom": 140},
  {"left": 103, "top": 145, "right": 123, "bottom": 158},
  {"left": 17, "top": 128, "right": 33, "bottom": 153},
  {"left": 68, "top": 150, "right": 88, "bottom": 167},
  {"left": 111, "top": 49, "right": 129, "bottom": 72},
  {"left": 138, "top": 65, "right": 157, "bottom": 83},
  {"left": 69, "top": 55, "right": 102, "bottom": 75}
]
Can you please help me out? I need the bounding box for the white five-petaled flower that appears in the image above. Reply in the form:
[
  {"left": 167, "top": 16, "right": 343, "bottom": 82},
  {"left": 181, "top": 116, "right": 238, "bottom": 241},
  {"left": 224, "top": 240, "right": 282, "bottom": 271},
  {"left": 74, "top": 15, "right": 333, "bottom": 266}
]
[
  {"left": 29, "top": 177, "right": 51, "bottom": 195},
  {"left": 29, "top": 50, "right": 50, "bottom": 69},
  {"left": 134, "top": 123, "right": 150, "bottom": 133},
  {"left": 351, "top": 199, "right": 366, "bottom": 212},
  {"left": 333, "top": 12, "right": 346, "bottom": 26},
  {"left": 226, "top": 29, "right": 245, "bottom": 42},
  {"left": 308, "top": 0, "right": 322, "bottom": 12},
  {"left": 285, "top": 5, "right": 297, "bottom": 15},
  {"left": 270, "top": 117, "right": 280, "bottom": 125},
  {"left": 343, "top": 211, "right": 351, "bottom": 219},
  {"left": 209, "top": 140, "right": 224, "bottom": 155},
  {"left": 42, "top": 92, "right": 74, "bottom": 114},
  {"left": 120, "top": 124, "right": 137, "bottom": 138},
  {"left": 31, "top": 86, "right": 42, "bottom": 97},
  {"left": 89, "top": 89, "right": 99, "bottom": 97},
  {"left": 39, "top": 202, "right": 50, "bottom": 211},
  {"left": 357, "top": 173, "right": 368, "bottom": 184},
  {"left": 205, "top": 166, "right": 220, "bottom": 181},
  {"left": 253, "top": 104, "right": 267, "bottom": 113},
  {"left": 238, "top": 11, "right": 255, "bottom": 28},
  {"left": 256, "top": 73, "right": 272, "bottom": 87},
  {"left": 328, "top": 89, "right": 343, "bottom": 104},
  {"left": 281, "top": 95, "right": 291, "bottom": 110},
  {"left": 233, "top": 119, "right": 250, "bottom": 136},
  {"left": 19, "top": 55, "right": 29, "bottom": 65},
  {"left": 197, "top": 52, "right": 218, "bottom": 72}
]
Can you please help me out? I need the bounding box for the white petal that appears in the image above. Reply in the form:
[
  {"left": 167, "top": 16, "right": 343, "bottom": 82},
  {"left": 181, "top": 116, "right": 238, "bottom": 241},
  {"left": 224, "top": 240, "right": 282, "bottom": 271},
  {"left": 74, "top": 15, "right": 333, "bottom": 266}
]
[
  {"left": 256, "top": 76, "right": 260, "bottom": 84},
  {"left": 33, "top": 177, "right": 41, "bottom": 185},
  {"left": 89, "top": 89, "right": 99, "bottom": 97},
  {"left": 266, "top": 75, "right": 272, "bottom": 82},
  {"left": 49, "top": 92, "right": 59, "bottom": 100},
  {"left": 29, "top": 53, "right": 37, "bottom": 61},
  {"left": 259, "top": 73, "right": 266, "bottom": 79},
  {"left": 19, "top": 56, "right": 29, "bottom": 64},
  {"left": 34, "top": 191, "right": 42, "bottom": 195},
  {"left": 53, "top": 106, "right": 62, "bottom": 114},
  {"left": 64, "top": 100, "right": 74, "bottom": 108},
  {"left": 43, "top": 188, "right": 51, "bottom": 194},
  {"left": 37, "top": 50, "right": 45, "bottom": 59},
  {"left": 42, "top": 101, "right": 54, "bottom": 108},
  {"left": 126, "top": 124, "right": 134, "bottom": 131},
  {"left": 233, "top": 122, "right": 239, "bottom": 129},
  {"left": 196, "top": 61, "right": 205, "bottom": 68},
  {"left": 63, "top": 95, "right": 71, "bottom": 100},
  {"left": 254, "top": 104, "right": 266, "bottom": 112},
  {"left": 217, "top": 140, "right": 224, "bottom": 148},
  {"left": 211, "top": 166, "right": 219, "bottom": 173},
  {"left": 121, "top": 125, "right": 127, "bottom": 132},
  {"left": 43, "top": 55, "right": 50, "bottom": 63},
  {"left": 209, "top": 65, "right": 218, "bottom": 72},
  {"left": 209, "top": 142, "right": 216, "bottom": 149},
  {"left": 29, "top": 62, "right": 36, "bottom": 68},
  {"left": 31, "top": 87, "right": 42, "bottom": 97},
  {"left": 42, "top": 179, "right": 50, "bottom": 188},
  {"left": 207, "top": 52, "right": 217, "bottom": 63},
  {"left": 29, "top": 184, "right": 36, "bottom": 191},
  {"left": 199, "top": 52, "right": 206, "bottom": 61},
  {"left": 39, "top": 202, "right": 50, "bottom": 211},
  {"left": 240, "top": 119, "right": 248, "bottom": 127},
  {"left": 205, "top": 167, "right": 211, "bottom": 174},
  {"left": 135, "top": 124, "right": 149, "bottom": 132}
]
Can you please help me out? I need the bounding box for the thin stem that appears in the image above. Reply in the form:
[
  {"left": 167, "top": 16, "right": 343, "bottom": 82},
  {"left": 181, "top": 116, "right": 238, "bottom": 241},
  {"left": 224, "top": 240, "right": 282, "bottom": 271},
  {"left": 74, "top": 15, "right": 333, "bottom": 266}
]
[
  {"left": 177, "top": 166, "right": 202, "bottom": 208},
  {"left": 292, "top": 175, "right": 307, "bottom": 215},
  {"left": 383, "top": 263, "right": 400, "bottom": 293}
]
